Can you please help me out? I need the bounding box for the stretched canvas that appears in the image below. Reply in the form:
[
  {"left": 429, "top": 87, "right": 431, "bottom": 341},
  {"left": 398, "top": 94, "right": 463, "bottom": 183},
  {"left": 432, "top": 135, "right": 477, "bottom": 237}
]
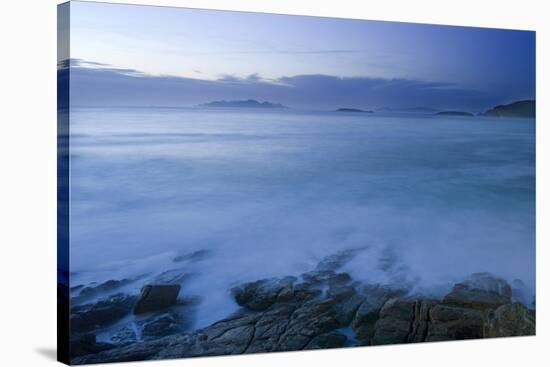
[{"left": 57, "top": 1, "right": 536, "bottom": 365}]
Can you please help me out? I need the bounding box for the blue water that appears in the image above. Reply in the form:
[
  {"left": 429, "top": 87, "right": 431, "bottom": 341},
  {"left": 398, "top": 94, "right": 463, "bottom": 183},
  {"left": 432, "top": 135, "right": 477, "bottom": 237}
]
[{"left": 69, "top": 107, "right": 535, "bottom": 327}]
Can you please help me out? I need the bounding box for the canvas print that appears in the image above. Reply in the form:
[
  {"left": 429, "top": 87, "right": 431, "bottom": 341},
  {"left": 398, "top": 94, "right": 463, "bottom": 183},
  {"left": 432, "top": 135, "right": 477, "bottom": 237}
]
[{"left": 57, "top": 1, "right": 536, "bottom": 365}]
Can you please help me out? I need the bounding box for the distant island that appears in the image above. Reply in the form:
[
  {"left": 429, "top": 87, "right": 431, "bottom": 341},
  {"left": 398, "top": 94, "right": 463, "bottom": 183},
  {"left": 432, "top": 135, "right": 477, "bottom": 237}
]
[
  {"left": 378, "top": 106, "right": 438, "bottom": 113},
  {"left": 335, "top": 108, "right": 373, "bottom": 113},
  {"left": 482, "top": 100, "right": 535, "bottom": 118},
  {"left": 435, "top": 111, "right": 474, "bottom": 117},
  {"left": 199, "top": 99, "right": 287, "bottom": 109}
]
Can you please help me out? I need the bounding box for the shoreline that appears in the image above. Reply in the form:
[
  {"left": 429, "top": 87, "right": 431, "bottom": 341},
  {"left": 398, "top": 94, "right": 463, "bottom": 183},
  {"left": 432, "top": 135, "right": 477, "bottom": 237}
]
[{"left": 68, "top": 249, "right": 536, "bottom": 364}]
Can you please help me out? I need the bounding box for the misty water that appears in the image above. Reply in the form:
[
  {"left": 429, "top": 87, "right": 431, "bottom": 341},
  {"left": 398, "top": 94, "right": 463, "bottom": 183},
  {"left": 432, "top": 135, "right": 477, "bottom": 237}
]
[{"left": 69, "top": 107, "right": 535, "bottom": 329}]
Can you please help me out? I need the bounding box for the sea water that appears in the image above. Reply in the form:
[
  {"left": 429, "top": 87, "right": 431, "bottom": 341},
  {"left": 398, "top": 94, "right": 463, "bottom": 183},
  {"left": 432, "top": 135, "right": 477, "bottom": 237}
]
[{"left": 68, "top": 107, "right": 535, "bottom": 328}]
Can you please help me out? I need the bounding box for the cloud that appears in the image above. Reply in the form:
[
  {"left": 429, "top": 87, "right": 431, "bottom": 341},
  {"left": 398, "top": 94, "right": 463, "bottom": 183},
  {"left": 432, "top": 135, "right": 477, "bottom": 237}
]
[{"left": 66, "top": 59, "right": 534, "bottom": 111}]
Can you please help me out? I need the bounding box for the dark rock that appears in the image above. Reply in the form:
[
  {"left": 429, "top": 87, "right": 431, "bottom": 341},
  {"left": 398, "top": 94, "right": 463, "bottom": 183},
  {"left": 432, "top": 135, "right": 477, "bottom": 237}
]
[
  {"left": 484, "top": 303, "right": 535, "bottom": 337},
  {"left": 70, "top": 256, "right": 535, "bottom": 364},
  {"left": 71, "top": 293, "right": 137, "bottom": 333},
  {"left": 73, "top": 279, "right": 135, "bottom": 304},
  {"left": 314, "top": 248, "right": 365, "bottom": 272},
  {"left": 371, "top": 298, "right": 415, "bottom": 345},
  {"left": 134, "top": 285, "right": 181, "bottom": 315},
  {"left": 352, "top": 285, "right": 404, "bottom": 340},
  {"left": 426, "top": 304, "right": 485, "bottom": 341},
  {"left": 154, "top": 269, "right": 191, "bottom": 285},
  {"left": 408, "top": 300, "right": 436, "bottom": 343},
  {"left": 142, "top": 313, "right": 183, "bottom": 339},
  {"left": 110, "top": 326, "right": 137, "bottom": 345},
  {"left": 443, "top": 273, "right": 511, "bottom": 310},
  {"left": 232, "top": 276, "right": 297, "bottom": 311},
  {"left": 71, "top": 333, "right": 115, "bottom": 358},
  {"left": 173, "top": 249, "right": 211, "bottom": 263},
  {"left": 304, "top": 332, "right": 347, "bottom": 349}
]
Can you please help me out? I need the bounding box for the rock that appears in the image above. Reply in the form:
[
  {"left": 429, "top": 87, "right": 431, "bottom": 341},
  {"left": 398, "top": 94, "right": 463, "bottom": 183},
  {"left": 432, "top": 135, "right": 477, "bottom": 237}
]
[
  {"left": 70, "top": 255, "right": 535, "bottom": 364},
  {"left": 425, "top": 304, "right": 485, "bottom": 341},
  {"left": 134, "top": 285, "right": 181, "bottom": 315},
  {"left": 443, "top": 273, "right": 512, "bottom": 310},
  {"left": 71, "top": 293, "right": 137, "bottom": 333},
  {"left": 484, "top": 303, "right": 535, "bottom": 338},
  {"left": 304, "top": 332, "right": 347, "bottom": 349},
  {"left": 73, "top": 278, "right": 135, "bottom": 304},
  {"left": 154, "top": 269, "right": 191, "bottom": 285},
  {"left": 460, "top": 273, "right": 512, "bottom": 298},
  {"left": 232, "top": 276, "right": 297, "bottom": 311},
  {"left": 173, "top": 249, "right": 211, "bottom": 263},
  {"left": 141, "top": 313, "right": 183, "bottom": 339},
  {"left": 408, "top": 300, "right": 436, "bottom": 343},
  {"left": 71, "top": 333, "right": 115, "bottom": 357},
  {"left": 371, "top": 298, "right": 415, "bottom": 345},
  {"left": 314, "top": 248, "right": 365, "bottom": 272},
  {"left": 351, "top": 284, "right": 401, "bottom": 340},
  {"left": 110, "top": 326, "right": 137, "bottom": 345}
]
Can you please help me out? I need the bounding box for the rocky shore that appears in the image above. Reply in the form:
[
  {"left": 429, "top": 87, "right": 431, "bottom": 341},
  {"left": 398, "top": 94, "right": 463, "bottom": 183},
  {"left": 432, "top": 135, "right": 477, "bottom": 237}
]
[{"left": 69, "top": 249, "right": 535, "bottom": 365}]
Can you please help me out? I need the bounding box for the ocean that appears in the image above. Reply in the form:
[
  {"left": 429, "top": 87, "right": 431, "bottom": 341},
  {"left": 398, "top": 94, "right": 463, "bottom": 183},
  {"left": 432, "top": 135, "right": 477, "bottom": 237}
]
[{"left": 68, "top": 107, "right": 535, "bottom": 329}]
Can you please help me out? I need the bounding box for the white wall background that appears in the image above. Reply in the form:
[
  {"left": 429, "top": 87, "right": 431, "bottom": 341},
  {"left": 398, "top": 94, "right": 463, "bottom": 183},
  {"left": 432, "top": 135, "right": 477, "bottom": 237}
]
[{"left": 0, "top": 0, "right": 547, "bottom": 365}]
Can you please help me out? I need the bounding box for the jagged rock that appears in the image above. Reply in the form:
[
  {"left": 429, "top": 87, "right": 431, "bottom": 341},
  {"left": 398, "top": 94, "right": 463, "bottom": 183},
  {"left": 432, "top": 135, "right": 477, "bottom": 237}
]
[
  {"left": 133, "top": 284, "right": 181, "bottom": 315},
  {"left": 443, "top": 273, "right": 512, "bottom": 310},
  {"left": 71, "top": 293, "right": 137, "bottom": 333},
  {"left": 71, "top": 333, "right": 115, "bottom": 357},
  {"left": 73, "top": 279, "right": 135, "bottom": 304},
  {"left": 142, "top": 313, "right": 183, "bottom": 339},
  {"left": 371, "top": 298, "right": 415, "bottom": 345},
  {"left": 304, "top": 332, "right": 347, "bottom": 349},
  {"left": 351, "top": 284, "right": 401, "bottom": 340},
  {"left": 315, "top": 248, "right": 365, "bottom": 272},
  {"left": 484, "top": 303, "right": 535, "bottom": 337},
  {"left": 110, "top": 326, "right": 137, "bottom": 345},
  {"left": 173, "top": 249, "right": 211, "bottom": 263},
  {"left": 425, "top": 304, "right": 485, "bottom": 341},
  {"left": 70, "top": 252, "right": 535, "bottom": 365},
  {"left": 408, "top": 300, "right": 436, "bottom": 343},
  {"left": 232, "top": 276, "right": 297, "bottom": 311},
  {"left": 154, "top": 269, "right": 191, "bottom": 285}
]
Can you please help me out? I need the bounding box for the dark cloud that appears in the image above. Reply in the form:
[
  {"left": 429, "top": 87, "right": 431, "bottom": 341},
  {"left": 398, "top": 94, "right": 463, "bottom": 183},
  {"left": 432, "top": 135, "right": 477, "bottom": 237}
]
[{"left": 68, "top": 60, "right": 535, "bottom": 112}]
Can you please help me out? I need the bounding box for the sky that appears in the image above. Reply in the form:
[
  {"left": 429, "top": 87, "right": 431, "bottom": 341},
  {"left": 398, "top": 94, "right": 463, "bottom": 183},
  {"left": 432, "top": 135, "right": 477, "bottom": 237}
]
[{"left": 67, "top": 1, "right": 536, "bottom": 111}]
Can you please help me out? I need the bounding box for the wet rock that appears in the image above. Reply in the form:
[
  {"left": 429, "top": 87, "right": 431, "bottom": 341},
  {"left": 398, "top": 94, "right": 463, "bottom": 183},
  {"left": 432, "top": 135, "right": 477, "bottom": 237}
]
[
  {"left": 276, "top": 298, "right": 344, "bottom": 351},
  {"left": 425, "top": 304, "right": 485, "bottom": 341},
  {"left": 154, "top": 269, "right": 191, "bottom": 285},
  {"left": 484, "top": 303, "right": 535, "bottom": 338},
  {"left": 232, "top": 276, "right": 297, "bottom": 311},
  {"left": 71, "top": 333, "right": 115, "bottom": 357},
  {"left": 351, "top": 284, "right": 399, "bottom": 340},
  {"left": 314, "top": 248, "right": 365, "bottom": 272},
  {"left": 371, "top": 298, "right": 415, "bottom": 345},
  {"left": 73, "top": 279, "right": 135, "bottom": 304},
  {"left": 71, "top": 293, "right": 137, "bottom": 333},
  {"left": 408, "top": 300, "right": 436, "bottom": 343},
  {"left": 304, "top": 331, "right": 347, "bottom": 349},
  {"left": 134, "top": 284, "right": 181, "bottom": 315},
  {"left": 110, "top": 326, "right": 137, "bottom": 345},
  {"left": 443, "top": 273, "right": 512, "bottom": 310},
  {"left": 173, "top": 249, "right": 211, "bottom": 263},
  {"left": 142, "top": 313, "right": 183, "bottom": 339}
]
